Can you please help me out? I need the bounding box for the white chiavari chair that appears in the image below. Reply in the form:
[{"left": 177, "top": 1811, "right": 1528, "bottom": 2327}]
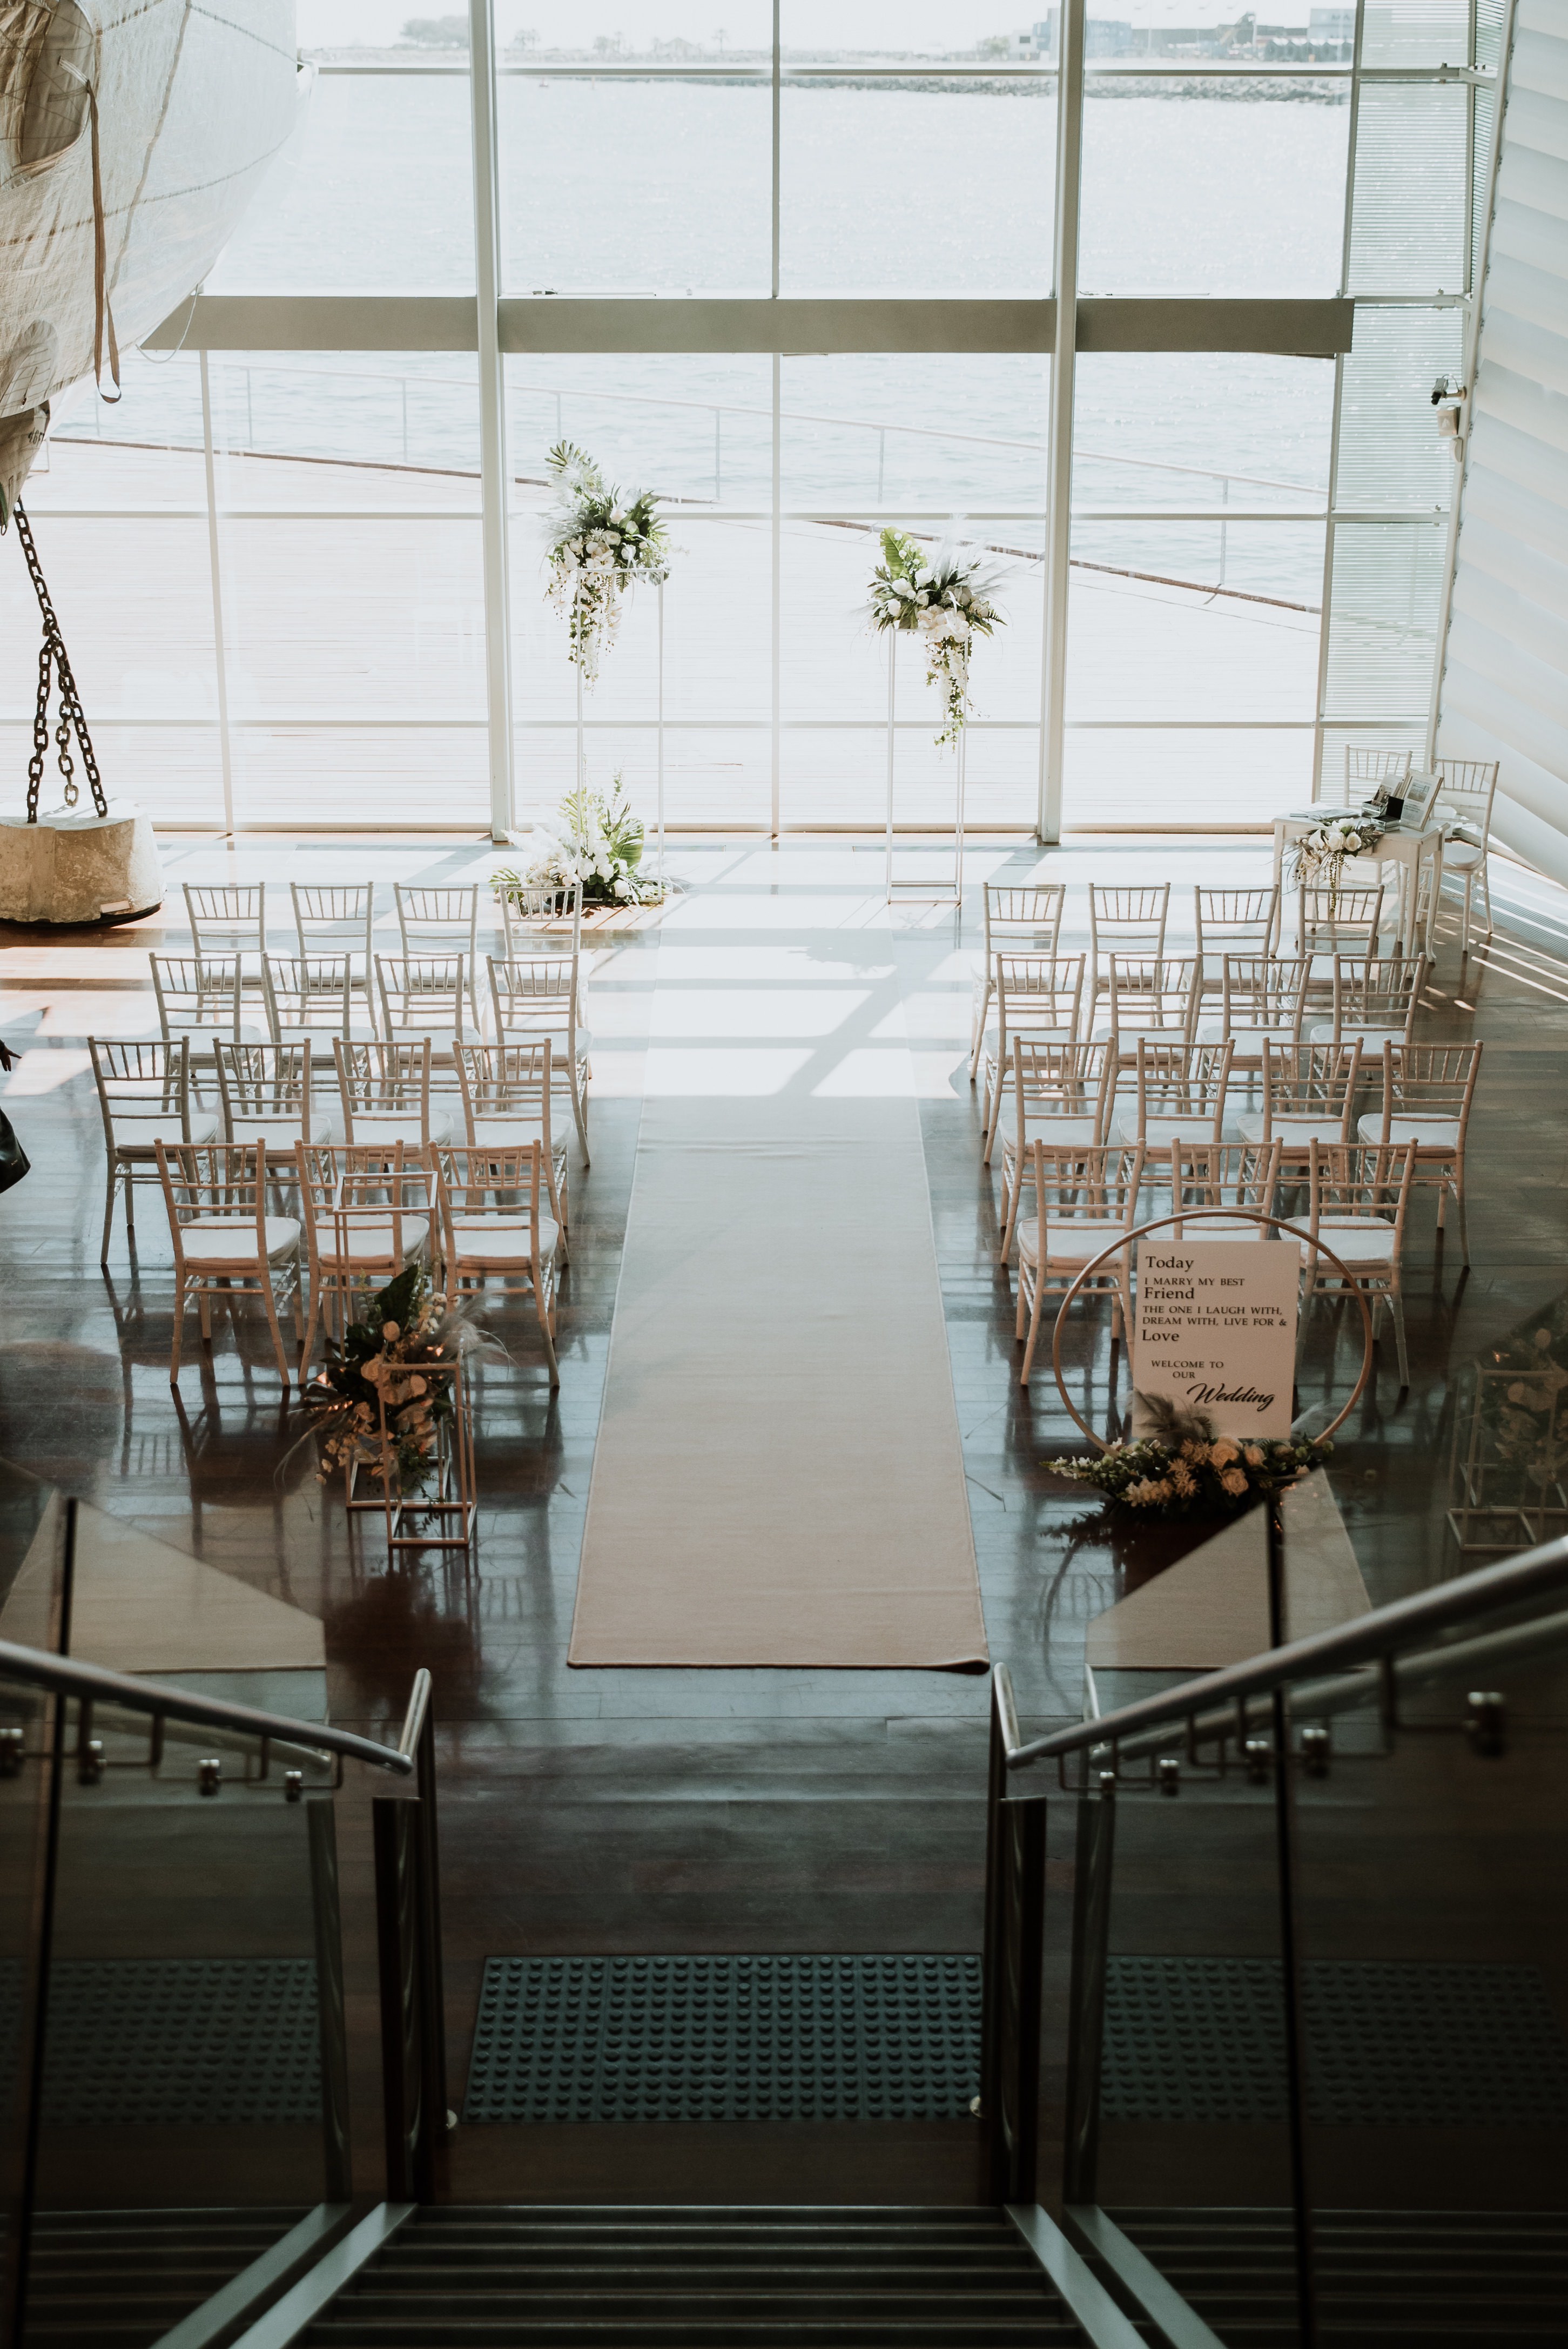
[
  {"left": 1092, "top": 954, "right": 1200, "bottom": 1058},
  {"left": 89, "top": 1037, "right": 214, "bottom": 1266},
  {"left": 1088, "top": 885, "right": 1168, "bottom": 1009},
  {"left": 1358, "top": 1040, "right": 1482, "bottom": 1263},
  {"left": 432, "top": 1140, "right": 561, "bottom": 1386},
  {"left": 332, "top": 1037, "right": 453, "bottom": 1151},
  {"left": 149, "top": 954, "right": 263, "bottom": 1074},
  {"left": 1194, "top": 886, "right": 1280, "bottom": 978},
  {"left": 375, "top": 953, "right": 471, "bottom": 1048},
  {"left": 291, "top": 884, "right": 377, "bottom": 1011},
  {"left": 486, "top": 955, "right": 591, "bottom": 1162},
  {"left": 155, "top": 1139, "right": 304, "bottom": 1385},
  {"left": 394, "top": 884, "right": 484, "bottom": 1024},
  {"left": 263, "top": 953, "right": 358, "bottom": 1046},
  {"left": 979, "top": 953, "right": 1085, "bottom": 1162},
  {"left": 1165, "top": 1135, "right": 1284, "bottom": 1241},
  {"left": 1430, "top": 757, "right": 1500, "bottom": 947},
  {"left": 996, "top": 1038, "right": 1114, "bottom": 1266},
  {"left": 1296, "top": 881, "right": 1386, "bottom": 962},
  {"left": 1194, "top": 955, "right": 1311, "bottom": 1070},
  {"left": 1108, "top": 1039, "right": 1236, "bottom": 1165},
  {"left": 294, "top": 1142, "right": 439, "bottom": 1367},
  {"left": 969, "top": 883, "right": 1066, "bottom": 1079},
  {"left": 1014, "top": 1141, "right": 1145, "bottom": 1388},
  {"left": 1304, "top": 1137, "right": 1418, "bottom": 1389},
  {"left": 454, "top": 1039, "right": 569, "bottom": 1243},
  {"left": 1309, "top": 955, "right": 1425, "bottom": 1050},
  {"left": 214, "top": 1041, "right": 335, "bottom": 1160},
  {"left": 183, "top": 882, "right": 266, "bottom": 990},
  {"left": 1235, "top": 1040, "right": 1361, "bottom": 1175}
]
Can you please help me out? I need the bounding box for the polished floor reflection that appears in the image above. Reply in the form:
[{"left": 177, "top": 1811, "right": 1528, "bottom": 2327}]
[{"left": 1, "top": 832, "right": 1563, "bottom": 2197}]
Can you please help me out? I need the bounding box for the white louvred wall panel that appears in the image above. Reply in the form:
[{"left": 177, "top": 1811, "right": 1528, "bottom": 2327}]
[{"left": 1437, "top": 0, "right": 1568, "bottom": 881}]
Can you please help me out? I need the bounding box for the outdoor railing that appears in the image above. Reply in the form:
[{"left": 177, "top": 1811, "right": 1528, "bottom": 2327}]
[{"left": 982, "top": 1510, "right": 1568, "bottom": 2341}]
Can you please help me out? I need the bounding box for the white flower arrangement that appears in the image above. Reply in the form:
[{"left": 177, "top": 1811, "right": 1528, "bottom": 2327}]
[
  {"left": 1287, "top": 815, "right": 1384, "bottom": 900},
  {"left": 543, "top": 440, "right": 670, "bottom": 687},
  {"left": 867, "top": 526, "right": 1006, "bottom": 746},
  {"left": 492, "top": 779, "right": 665, "bottom": 912}
]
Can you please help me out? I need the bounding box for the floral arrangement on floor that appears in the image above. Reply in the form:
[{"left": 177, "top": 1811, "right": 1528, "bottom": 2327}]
[
  {"left": 1287, "top": 814, "right": 1383, "bottom": 899},
  {"left": 307, "top": 1264, "right": 465, "bottom": 1495},
  {"left": 492, "top": 778, "right": 664, "bottom": 911},
  {"left": 1053, "top": 1396, "right": 1327, "bottom": 1519},
  {"left": 866, "top": 527, "right": 1006, "bottom": 746},
  {"left": 543, "top": 440, "right": 670, "bottom": 686}
]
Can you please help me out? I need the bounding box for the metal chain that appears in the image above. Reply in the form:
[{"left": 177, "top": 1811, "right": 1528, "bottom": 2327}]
[{"left": 12, "top": 502, "right": 108, "bottom": 825}]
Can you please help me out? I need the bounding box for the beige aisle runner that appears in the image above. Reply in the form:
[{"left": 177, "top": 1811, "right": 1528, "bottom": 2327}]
[{"left": 568, "top": 1096, "right": 988, "bottom": 1669}]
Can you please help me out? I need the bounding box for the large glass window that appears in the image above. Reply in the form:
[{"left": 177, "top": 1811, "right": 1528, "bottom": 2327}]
[{"left": 0, "top": 0, "right": 1499, "bottom": 838}]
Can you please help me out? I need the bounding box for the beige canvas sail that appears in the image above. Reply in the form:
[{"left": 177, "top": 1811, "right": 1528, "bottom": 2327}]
[{"left": 0, "top": 0, "right": 300, "bottom": 512}]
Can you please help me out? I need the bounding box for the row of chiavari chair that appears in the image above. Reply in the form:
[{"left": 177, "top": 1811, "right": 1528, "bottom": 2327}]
[
  {"left": 1008, "top": 1132, "right": 1424, "bottom": 1392},
  {"left": 151, "top": 1135, "right": 562, "bottom": 1389},
  {"left": 90, "top": 1036, "right": 571, "bottom": 1268}
]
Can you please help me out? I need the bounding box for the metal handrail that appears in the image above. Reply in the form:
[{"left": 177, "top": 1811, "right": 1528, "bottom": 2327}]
[
  {"left": 1005, "top": 1526, "right": 1568, "bottom": 1770},
  {"left": 0, "top": 1633, "right": 415, "bottom": 1775}
]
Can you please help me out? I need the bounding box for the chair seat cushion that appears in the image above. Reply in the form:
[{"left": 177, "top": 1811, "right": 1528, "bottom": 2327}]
[
  {"left": 181, "top": 1216, "right": 300, "bottom": 1264},
  {"left": 1235, "top": 1111, "right": 1347, "bottom": 1146},
  {"left": 1356, "top": 1114, "right": 1461, "bottom": 1149},
  {"left": 1309, "top": 1024, "right": 1408, "bottom": 1048},
  {"left": 449, "top": 1218, "right": 560, "bottom": 1268},
  {"left": 1017, "top": 1219, "right": 1133, "bottom": 1267},
  {"left": 317, "top": 1226, "right": 430, "bottom": 1266},
  {"left": 1109, "top": 1107, "right": 1235, "bottom": 1146},
  {"left": 1004, "top": 1116, "right": 1102, "bottom": 1160},
  {"left": 1442, "top": 840, "right": 1484, "bottom": 867},
  {"left": 1195, "top": 1018, "right": 1298, "bottom": 1046},
  {"left": 1311, "top": 1217, "right": 1398, "bottom": 1264},
  {"left": 343, "top": 1110, "right": 453, "bottom": 1148},
  {"left": 120, "top": 1113, "right": 220, "bottom": 1154}
]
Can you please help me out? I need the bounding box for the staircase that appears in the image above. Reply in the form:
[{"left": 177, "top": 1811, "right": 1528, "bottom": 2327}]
[
  {"left": 301, "top": 2206, "right": 1088, "bottom": 2346},
  {"left": 1106, "top": 2207, "right": 1568, "bottom": 2346},
  {"left": 24, "top": 2207, "right": 309, "bottom": 2348}
]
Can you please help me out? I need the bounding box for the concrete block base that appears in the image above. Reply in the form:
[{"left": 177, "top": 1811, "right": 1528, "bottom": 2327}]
[{"left": 0, "top": 802, "right": 164, "bottom": 926}]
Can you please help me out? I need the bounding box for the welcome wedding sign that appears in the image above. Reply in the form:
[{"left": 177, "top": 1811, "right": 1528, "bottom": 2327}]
[{"left": 1135, "top": 1242, "right": 1299, "bottom": 1439}]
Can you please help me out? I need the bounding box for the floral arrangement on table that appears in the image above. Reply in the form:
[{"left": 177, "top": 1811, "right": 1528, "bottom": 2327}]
[
  {"left": 1286, "top": 815, "right": 1383, "bottom": 902},
  {"left": 492, "top": 778, "right": 664, "bottom": 911},
  {"left": 306, "top": 1265, "right": 467, "bottom": 1495},
  {"left": 866, "top": 527, "right": 1006, "bottom": 746},
  {"left": 543, "top": 439, "right": 670, "bottom": 686},
  {"left": 1053, "top": 1396, "right": 1327, "bottom": 1520}
]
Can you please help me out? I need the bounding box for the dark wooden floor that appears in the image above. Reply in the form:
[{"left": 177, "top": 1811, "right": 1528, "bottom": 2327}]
[{"left": 3, "top": 834, "right": 1565, "bottom": 2203}]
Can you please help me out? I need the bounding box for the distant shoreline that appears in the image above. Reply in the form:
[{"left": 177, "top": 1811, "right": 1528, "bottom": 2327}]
[{"left": 306, "top": 52, "right": 1349, "bottom": 103}]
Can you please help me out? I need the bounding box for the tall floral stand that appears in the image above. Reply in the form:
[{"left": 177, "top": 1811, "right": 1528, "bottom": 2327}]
[
  {"left": 374, "top": 1357, "right": 476, "bottom": 1557},
  {"left": 883, "top": 634, "right": 966, "bottom": 908},
  {"left": 656, "top": 581, "right": 666, "bottom": 885}
]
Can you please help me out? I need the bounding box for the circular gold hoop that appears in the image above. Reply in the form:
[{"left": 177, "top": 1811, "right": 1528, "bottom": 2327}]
[{"left": 1047, "top": 1204, "right": 1377, "bottom": 1453}]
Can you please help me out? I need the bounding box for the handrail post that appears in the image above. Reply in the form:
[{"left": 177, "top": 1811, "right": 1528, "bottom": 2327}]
[
  {"left": 414, "top": 1695, "right": 449, "bottom": 2143},
  {"left": 1062, "top": 1768, "right": 1116, "bottom": 2204},
  {"left": 979, "top": 1675, "right": 1007, "bottom": 2179},
  {"left": 307, "top": 1798, "right": 354, "bottom": 2203},
  {"left": 373, "top": 1795, "right": 433, "bottom": 2203},
  {"left": 981, "top": 1669, "right": 1046, "bottom": 2206}
]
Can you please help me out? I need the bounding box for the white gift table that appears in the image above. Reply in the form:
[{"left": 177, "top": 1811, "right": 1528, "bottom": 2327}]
[{"left": 1270, "top": 807, "right": 1443, "bottom": 958}]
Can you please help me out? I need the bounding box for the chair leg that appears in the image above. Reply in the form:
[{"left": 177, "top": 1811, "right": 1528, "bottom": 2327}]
[
  {"left": 969, "top": 981, "right": 990, "bottom": 1083},
  {"left": 1390, "top": 1281, "right": 1410, "bottom": 1389},
  {"left": 1014, "top": 1263, "right": 1029, "bottom": 1341},
  {"left": 169, "top": 1276, "right": 187, "bottom": 1384},
  {"left": 100, "top": 1159, "right": 119, "bottom": 1266},
  {"left": 260, "top": 1268, "right": 293, "bottom": 1386},
  {"left": 1480, "top": 857, "right": 1493, "bottom": 937},
  {"left": 570, "top": 1068, "right": 591, "bottom": 1167},
  {"left": 1019, "top": 1285, "right": 1048, "bottom": 1388}
]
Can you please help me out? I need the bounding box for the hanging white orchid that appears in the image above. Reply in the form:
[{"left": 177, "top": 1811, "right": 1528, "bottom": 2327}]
[
  {"left": 543, "top": 441, "right": 671, "bottom": 687},
  {"left": 867, "top": 527, "right": 1007, "bottom": 745}
]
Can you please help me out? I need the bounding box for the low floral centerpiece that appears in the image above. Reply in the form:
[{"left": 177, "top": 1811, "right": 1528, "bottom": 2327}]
[
  {"left": 1054, "top": 1396, "right": 1327, "bottom": 1520},
  {"left": 543, "top": 439, "right": 670, "bottom": 686},
  {"left": 866, "top": 527, "right": 1006, "bottom": 745},
  {"left": 492, "top": 778, "right": 664, "bottom": 913}
]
